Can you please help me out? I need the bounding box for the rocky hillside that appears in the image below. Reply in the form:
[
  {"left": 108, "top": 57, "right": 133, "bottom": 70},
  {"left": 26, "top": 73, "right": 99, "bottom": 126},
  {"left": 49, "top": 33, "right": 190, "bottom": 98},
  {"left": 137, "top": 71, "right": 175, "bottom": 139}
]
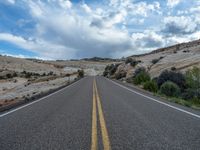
[
  {"left": 45, "top": 60, "right": 115, "bottom": 76},
  {"left": 0, "top": 56, "right": 115, "bottom": 108},
  {"left": 105, "top": 39, "right": 200, "bottom": 79}
]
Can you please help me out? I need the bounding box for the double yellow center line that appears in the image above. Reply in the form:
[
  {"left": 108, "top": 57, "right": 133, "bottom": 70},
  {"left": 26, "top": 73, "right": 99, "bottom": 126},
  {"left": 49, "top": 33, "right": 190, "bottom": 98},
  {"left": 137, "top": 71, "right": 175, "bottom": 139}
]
[{"left": 91, "top": 79, "right": 111, "bottom": 150}]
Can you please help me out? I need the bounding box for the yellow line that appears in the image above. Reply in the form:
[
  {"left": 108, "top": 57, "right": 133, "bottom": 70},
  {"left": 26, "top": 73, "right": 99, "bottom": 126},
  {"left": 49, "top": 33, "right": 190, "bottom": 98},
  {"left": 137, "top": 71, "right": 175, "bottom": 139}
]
[
  {"left": 94, "top": 80, "right": 111, "bottom": 150},
  {"left": 91, "top": 81, "right": 98, "bottom": 150}
]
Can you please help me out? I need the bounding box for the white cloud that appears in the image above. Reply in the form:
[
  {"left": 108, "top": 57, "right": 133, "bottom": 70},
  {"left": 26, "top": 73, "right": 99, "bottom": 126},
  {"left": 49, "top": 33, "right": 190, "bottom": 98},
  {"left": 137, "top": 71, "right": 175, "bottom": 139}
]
[
  {"left": 28, "top": 1, "right": 44, "bottom": 17},
  {"left": 163, "top": 16, "right": 198, "bottom": 35},
  {"left": 24, "top": 1, "right": 136, "bottom": 58},
  {"left": 132, "top": 30, "right": 164, "bottom": 49},
  {"left": 58, "top": 0, "right": 72, "bottom": 9},
  {"left": 0, "top": 33, "right": 77, "bottom": 59},
  {"left": 167, "top": 0, "right": 181, "bottom": 8},
  {"left": 81, "top": 4, "right": 92, "bottom": 13},
  {"left": 0, "top": 0, "right": 199, "bottom": 59},
  {"left": 109, "top": 0, "right": 161, "bottom": 17},
  {"left": 6, "top": 0, "right": 15, "bottom": 4}
]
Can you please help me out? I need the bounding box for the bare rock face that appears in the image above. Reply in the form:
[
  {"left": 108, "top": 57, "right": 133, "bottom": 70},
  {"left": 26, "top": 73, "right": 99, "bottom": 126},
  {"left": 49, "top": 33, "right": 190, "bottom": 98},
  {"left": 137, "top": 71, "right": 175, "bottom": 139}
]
[
  {"left": 114, "top": 63, "right": 134, "bottom": 79},
  {"left": 115, "top": 39, "right": 200, "bottom": 78}
]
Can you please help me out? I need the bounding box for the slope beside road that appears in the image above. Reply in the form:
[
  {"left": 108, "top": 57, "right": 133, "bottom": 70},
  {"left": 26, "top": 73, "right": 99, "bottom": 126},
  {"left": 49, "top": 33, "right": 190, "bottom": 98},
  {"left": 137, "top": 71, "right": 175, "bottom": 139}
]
[{"left": 0, "top": 76, "right": 200, "bottom": 150}]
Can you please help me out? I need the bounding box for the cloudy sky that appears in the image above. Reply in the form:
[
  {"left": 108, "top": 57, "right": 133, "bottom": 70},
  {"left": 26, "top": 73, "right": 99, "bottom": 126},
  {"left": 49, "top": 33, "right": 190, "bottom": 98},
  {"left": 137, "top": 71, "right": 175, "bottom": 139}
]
[{"left": 0, "top": 0, "right": 199, "bottom": 60}]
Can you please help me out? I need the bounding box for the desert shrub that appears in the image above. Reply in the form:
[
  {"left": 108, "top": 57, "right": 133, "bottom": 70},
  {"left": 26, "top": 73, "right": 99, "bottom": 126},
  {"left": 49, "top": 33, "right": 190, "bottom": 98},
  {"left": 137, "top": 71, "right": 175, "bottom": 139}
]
[
  {"left": 65, "top": 73, "right": 70, "bottom": 77},
  {"left": 34, "top": 73, "right": 40, "bottom": 76},
  {"left": 25, "top": 72, "right": 32, "bottom": 78},
  {"left": 181, "top": 89, "right": 198, "bottom": 100},
  {"left": 183, "top": 67, "right": 200, "bottom": 101},
  {"left": 143, "top": 80, "right": 158, "bottom": 93},
  {"left": 160, "top": 81, "right": 180, "bottom": 97},
  {"left": 157, "top": 70, "right": 186, "bottom": 90},
  {"left": 13, "top": 72, "right": 17, "bottom": 77},
  {"left": 103, "top": 65, "right": 110, "bottom": 76},
  {"left": 22, "top": 71, "right": 26, "bottom": 74},
  {"left": 3, "top": 87, "right": 7, "bottom": 91},
  {"left": 6, "top": 73, "right": 12, "bottom": 78},
  {"left": 48, "top": 71, "right": 53, "bottom": 76},
  {"left": 183, "top": 50, "right": 190, "bottom": 53},
  {"left": 133, "top": 71, "right": 150, "bottom": 85},
  {"left": 103, "top": 64, "right": 119, "bottom": 77},
  {"left": 160, "top": 56, "right": 164, "bottom": 59},
  {"left": 152, "top": 77, "right": 158, "bottom": 83},
  {"left": 134, "top": 67, "right": 146, "bottom": 77},
  {"left": 185, "top": 67, "right": 200, "bottom": 89},
  {"left": 110, "top": 64, "right": 118, "bottom": 75},
  {"left": 125, "top": 57, "right": 133, "bottom": 64},
  {"left": 126, "top": 77, "right": 133, "bottom": 83},
  {"left": 151, "top": 58, "right": 160, "bottom": 64},
  {"left": 171, "top": 67, "right": 176, "bottom": 71},
  {"left": 125, "top": 57, "right": 140, "bottom": 67},
  {"left": 42, "top": 72, "right": 46, "bottom": 76},
  {"left": 115, "top": 71, "right": 126, "bottom": 80},
  {"left": 103, "top": 70, "right": 108, "bottom": 77},
  {"left": 78, "top": 69, "right": 84, "bottom": 78},
  {"left": 130, "top": 60, "right": 138, "bottom": 67}
]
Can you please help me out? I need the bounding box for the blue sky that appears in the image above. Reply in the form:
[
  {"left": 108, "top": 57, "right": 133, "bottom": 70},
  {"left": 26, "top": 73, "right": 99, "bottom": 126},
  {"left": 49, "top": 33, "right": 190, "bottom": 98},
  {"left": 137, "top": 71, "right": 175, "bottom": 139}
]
[{"left": 0, "top": 0, "right": 199, "bottom": 60}]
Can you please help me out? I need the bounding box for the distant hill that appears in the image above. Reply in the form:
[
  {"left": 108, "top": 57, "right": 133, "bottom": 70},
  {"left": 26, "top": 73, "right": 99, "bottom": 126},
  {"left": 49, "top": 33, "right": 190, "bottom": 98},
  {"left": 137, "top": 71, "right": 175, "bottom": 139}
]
[{"left": 81, "top": 57, "right": 120, "bottom": 62}]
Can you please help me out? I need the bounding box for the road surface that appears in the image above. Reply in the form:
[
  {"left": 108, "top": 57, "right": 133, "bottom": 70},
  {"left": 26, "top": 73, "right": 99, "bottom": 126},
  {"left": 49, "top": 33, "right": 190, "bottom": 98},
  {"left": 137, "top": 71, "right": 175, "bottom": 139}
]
[{"left": 0, "top": 76, "right": 200, "bottom": 150}]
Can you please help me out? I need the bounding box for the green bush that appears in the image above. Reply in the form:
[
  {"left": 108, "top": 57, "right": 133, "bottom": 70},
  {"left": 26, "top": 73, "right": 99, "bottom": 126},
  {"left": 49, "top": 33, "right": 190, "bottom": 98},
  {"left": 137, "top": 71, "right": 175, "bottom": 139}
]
[
  {"left": 48, "top": 71, "right": 53, "bottom": 76},
  {"left": 182, "top": 88, "right": 200, "bottom": 101},
  {"left": 103, "top": 64, "right": 119, "bottom": 77},
  {"left": 25, "top": 72, "right": 32, "bottom": 78},
  {"left": 78, "top": 70, "right": 84, "bottom": 78},
  {"left": 134, "top": 67, "right": 146, "bottom": 77},
  {"left": 125, "top": 57, "right": 140, "bottom": 67},
  {"left": 183, "top": 67, "right": 200, "bottom": 102},
  {"left": 125, "top": 57, "right": 133, "bottom": 64},
  {"left": 130, "top": 60, "right": 138, "bottom": 67},
  {"left": 110, "top": 64, "right": 118, "bottom": 75},
  {"left": 157, "top": 70, "right": 186, "bottom": 90},
  {"left": 160, "top": 81, "right": 180, "bottom": 97},
  {"left": 6, "top": 73, "right": 12, "bottom": 78},
  {"left": 151, "top": 58, "right": 160, "bottom": 64},
  {"left": 143, "top": 80, "right": 158, "bottom": 93},
  {"left": 186, "top": 67, "right": 200, "bottom": 89},
  {"left": 133, "top": 71, "right": 150, "bottom": 85},
  {"left": 182, "top": 89, "right": 196, "bottom": 100},
  {"left": 13, "top": 72, "right": 17, "bottom": 77},
  {"left": 171, "top": 67, "right": 176, "bottom": 71},
  {"left": 126, "top": 77, "right": 133, "bottom": 83}
]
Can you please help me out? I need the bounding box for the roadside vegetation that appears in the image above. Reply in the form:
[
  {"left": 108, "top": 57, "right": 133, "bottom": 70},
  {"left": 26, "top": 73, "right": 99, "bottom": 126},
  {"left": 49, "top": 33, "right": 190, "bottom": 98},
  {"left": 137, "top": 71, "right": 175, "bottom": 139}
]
[
  {"left": 103, "top": 64, "right": 200, "bottom": 109},
  {"left": 103, "top": 64, "right": 120, "bottom": 77},
  {"left": 77, "top": 69, "right": 84, "bottom": 78},
  {"left": 131, "top": 67, "right": 200, "bottom": 109},
  {"left": 125, "top": 57, "right": 141, "bottom": 67}
]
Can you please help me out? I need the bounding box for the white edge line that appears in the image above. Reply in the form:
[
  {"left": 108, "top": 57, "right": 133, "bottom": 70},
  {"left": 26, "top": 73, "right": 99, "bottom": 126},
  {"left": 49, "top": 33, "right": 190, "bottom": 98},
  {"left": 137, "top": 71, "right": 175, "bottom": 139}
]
[
  {"left": 106, "top": 78, "right": 200, "bottom": 119},
  {"left": 0, "top": 79, "right": 82, "bottom": 118}
]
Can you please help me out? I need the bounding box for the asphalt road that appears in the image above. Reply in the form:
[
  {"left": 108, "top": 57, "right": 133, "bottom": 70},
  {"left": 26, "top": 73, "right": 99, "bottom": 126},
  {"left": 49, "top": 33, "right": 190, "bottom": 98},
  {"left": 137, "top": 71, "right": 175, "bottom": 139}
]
[{"left": 0, "top": 76, "right": 200, "bottom": 150}]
